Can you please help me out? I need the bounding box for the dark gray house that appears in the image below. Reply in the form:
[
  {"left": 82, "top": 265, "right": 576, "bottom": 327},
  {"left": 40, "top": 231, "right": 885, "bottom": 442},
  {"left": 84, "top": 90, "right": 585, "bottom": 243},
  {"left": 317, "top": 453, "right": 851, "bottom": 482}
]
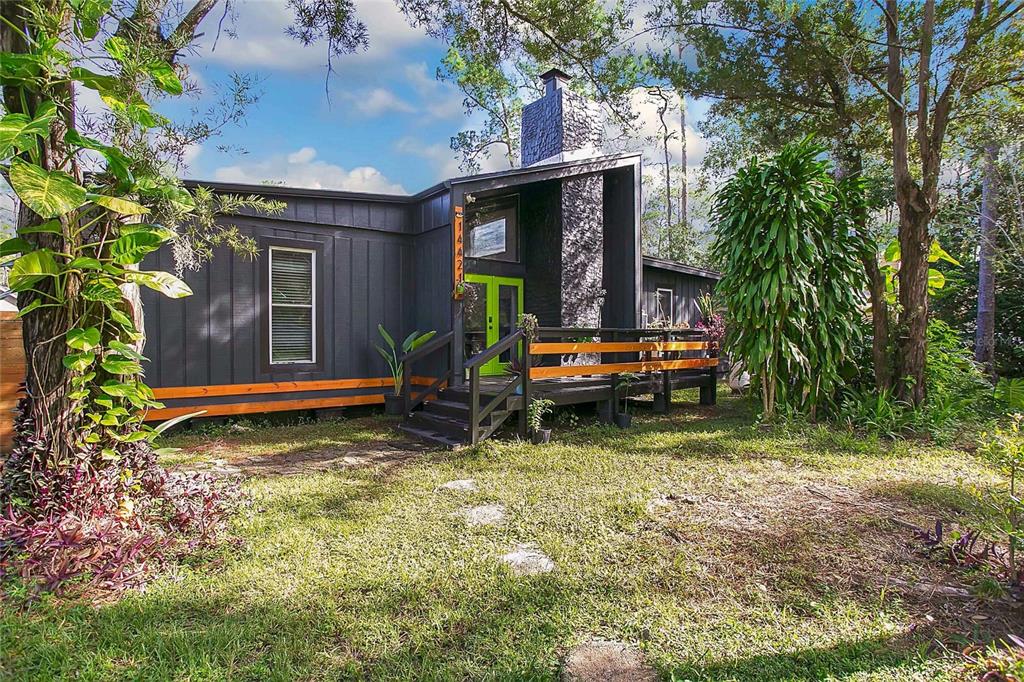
[
  {"left": 137, "top": 69, "right": 718, "bottom": 439},
  {"left": 641, "top": 256, "right": 720, "bottom": 329}
]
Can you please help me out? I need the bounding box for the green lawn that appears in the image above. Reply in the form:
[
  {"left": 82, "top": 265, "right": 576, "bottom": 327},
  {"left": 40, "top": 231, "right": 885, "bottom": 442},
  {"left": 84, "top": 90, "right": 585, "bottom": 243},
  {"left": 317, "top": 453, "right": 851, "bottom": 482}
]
[{"left": 1, "top": 390, "right": 1014, "bottom": 681}]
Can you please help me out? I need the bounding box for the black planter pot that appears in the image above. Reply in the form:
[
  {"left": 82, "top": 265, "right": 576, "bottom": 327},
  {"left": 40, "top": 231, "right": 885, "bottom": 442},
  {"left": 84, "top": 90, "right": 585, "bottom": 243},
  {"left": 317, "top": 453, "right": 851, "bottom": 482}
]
[
  {"left": 613, "top": 413, "right": 632, "bottom": 429},
  {"left": 383, "top": 394, "right": 405, "bottom": 416},
  {"left": 531, "top": 428, "right": 551, "bottom": 445}
]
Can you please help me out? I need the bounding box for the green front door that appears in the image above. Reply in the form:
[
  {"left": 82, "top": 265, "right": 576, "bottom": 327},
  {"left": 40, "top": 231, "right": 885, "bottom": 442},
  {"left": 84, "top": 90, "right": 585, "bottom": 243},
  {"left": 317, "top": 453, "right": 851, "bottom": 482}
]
[{"left": 464, "top": 274, "right": 524, "bottom": 376}]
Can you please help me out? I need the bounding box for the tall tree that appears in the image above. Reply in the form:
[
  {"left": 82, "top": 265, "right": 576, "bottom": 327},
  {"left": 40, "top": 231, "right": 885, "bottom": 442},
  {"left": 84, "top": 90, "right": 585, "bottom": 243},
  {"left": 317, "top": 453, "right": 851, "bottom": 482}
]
[
  {"left": 653, "top": 0, "right": 1024, "bottom": 401},
  {"left": 976, "top": 139, "right": 1000, "bottom": 376}
]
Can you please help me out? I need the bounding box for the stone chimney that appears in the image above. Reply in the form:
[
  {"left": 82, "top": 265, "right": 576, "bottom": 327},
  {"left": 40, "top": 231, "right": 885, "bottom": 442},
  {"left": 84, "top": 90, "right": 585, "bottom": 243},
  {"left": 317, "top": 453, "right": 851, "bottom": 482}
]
[
  {"left": 521, "top": 68, "right": 603, "bottom": 167},
  {"left": 521, "top": 68, "right": 606, "bottom": 343}
]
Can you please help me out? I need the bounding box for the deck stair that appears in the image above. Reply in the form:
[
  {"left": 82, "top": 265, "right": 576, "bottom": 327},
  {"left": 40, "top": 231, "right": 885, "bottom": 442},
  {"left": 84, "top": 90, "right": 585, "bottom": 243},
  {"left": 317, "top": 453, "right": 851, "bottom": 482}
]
[{"left": 399, "top": 386, "right": 520, "bottom": 448}]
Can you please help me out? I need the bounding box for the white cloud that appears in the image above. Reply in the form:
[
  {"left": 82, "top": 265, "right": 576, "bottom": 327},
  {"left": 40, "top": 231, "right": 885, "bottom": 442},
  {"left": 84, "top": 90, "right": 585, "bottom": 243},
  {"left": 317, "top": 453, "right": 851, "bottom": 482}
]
[
  {"left": 287, "top": 146, "right": 317, "bottom": 164},
  {"left": 404, "top": 63, "right": 464, "bottom": 120},
  {"left": 198, "top": 0, "right": 434, "bottom": 76},
  {"left": 213, "top": 146, "right": 406, "bottom": 193},
  {"left": 605, "top": 88, "right": 707, "bottom": 170},
  {"left": 345, "top": 88, "right": 416, "bottom": 116},
  {"left": 395, "top": 136, "right": 462, "bottom": 179},
  {"left": 396, "top": 131, "right": 513, "bottom": 182}
]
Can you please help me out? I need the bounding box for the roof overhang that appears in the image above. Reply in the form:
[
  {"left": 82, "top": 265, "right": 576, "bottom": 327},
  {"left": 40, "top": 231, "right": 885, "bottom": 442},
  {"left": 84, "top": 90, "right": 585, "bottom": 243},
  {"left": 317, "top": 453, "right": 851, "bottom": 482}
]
[
  {"left": 642, "top": 255, "right": 721, "bottom": 280},
  {"left": 181, "top": 152, "right": 642, "bottom": 204}
]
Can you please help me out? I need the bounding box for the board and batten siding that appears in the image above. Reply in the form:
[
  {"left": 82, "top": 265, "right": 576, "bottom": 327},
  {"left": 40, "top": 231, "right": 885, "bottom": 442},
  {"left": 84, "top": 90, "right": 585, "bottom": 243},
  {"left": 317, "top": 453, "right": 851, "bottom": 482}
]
[
  {"left": 641, "top": 258, "right": 720, "bottom": 329},
  {"left": 140, "top": 188, "right": 454, "bottom": 418}
]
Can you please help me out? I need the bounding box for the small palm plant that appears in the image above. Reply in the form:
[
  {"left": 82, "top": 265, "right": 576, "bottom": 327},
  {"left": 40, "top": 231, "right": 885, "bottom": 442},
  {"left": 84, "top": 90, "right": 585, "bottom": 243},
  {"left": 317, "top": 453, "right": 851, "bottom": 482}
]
[{"left": 375, "top": 325, "right": 436, "bottom": 395}]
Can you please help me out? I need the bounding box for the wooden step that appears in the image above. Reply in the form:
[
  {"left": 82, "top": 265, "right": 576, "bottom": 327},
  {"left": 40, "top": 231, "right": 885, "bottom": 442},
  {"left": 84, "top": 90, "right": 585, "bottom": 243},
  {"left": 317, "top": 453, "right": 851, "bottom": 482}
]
[
  {"left": 407, "top": 412, "right": 475, "bottom": 440},
  {"left": 397, "top": 423, "right": 464, "bottom": 449}
]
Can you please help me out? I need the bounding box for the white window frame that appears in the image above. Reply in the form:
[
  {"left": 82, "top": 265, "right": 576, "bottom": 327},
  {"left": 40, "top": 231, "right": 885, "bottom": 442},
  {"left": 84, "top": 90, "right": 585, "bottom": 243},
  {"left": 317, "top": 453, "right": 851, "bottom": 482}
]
[
  {"left": 656, "top": 288, "right": 674, "bottom": 326},
  {"left": 269, "top": 246, "right": 316, "bottom": 365}
]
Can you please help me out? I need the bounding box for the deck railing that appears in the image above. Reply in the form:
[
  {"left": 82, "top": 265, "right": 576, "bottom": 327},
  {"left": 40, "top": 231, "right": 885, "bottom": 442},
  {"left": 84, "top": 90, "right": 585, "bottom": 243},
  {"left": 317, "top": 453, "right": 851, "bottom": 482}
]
[
  {"left": 400, "top": 330, "right": 456, "bottom": 415},
  {"left": 464, "top": 328, "right": 529, "bottom": 445}
]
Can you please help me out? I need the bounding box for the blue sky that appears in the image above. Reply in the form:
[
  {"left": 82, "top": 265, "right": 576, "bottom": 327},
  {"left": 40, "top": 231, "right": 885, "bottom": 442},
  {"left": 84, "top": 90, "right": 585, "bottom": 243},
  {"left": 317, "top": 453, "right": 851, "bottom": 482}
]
[{"left": 160, "top": 0, "right": 710, "bottom": 195}]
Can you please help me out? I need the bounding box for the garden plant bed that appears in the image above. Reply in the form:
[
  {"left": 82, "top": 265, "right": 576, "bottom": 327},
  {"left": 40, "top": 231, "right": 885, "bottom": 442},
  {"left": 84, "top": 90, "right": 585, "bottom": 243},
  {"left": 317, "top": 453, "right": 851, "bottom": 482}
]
[{"left": 1, "top": 389, "right": 1019, "bottom": 680}]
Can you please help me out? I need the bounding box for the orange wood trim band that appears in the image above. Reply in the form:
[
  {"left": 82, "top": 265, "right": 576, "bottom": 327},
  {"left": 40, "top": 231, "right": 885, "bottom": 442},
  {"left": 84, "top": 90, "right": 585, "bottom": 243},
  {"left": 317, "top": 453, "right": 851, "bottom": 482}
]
[
  {"left": 529, "top": 357, "right": 718, "bottom": 380},
  {"left": 151, "top": 376, "right": 436, "bottom": 400},
  {"left": 529, "top": 341, "right": 708, "bottom": 354},
  {"left": 143, "top": 394, "right": 387, "bottom": 421}
]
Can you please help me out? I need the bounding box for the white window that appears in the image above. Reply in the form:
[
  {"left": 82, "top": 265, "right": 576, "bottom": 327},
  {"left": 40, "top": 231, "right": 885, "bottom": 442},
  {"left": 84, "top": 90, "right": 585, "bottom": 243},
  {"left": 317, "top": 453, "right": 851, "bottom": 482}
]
[
  {"left": 269, "top": 247, "right": 316, "bottom": 364},
  {"left": 656, "top": 288, "right": 674, "bottom": 326}
]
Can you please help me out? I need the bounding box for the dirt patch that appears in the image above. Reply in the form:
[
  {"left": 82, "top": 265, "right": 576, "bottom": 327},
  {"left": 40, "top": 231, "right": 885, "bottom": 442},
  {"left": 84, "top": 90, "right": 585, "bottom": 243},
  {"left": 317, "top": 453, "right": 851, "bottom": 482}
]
[
  {"left": 182, "top": 439, "right": 431, "bottom": 477},
  {"left": 647, "top": 479, "right": 1023, "bottom": 641},
  {"left": 561, "top": 639, "right": 657, "bottom": 682}
]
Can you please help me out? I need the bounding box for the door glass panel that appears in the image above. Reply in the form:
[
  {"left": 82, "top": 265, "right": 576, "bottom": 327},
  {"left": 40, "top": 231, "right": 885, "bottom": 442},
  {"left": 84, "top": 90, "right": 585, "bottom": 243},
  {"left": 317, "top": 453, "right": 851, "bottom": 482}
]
[
  {"left": 497, "top": 283, "right": 519, "bottom": 363},
  {"left": 464, "top": 281, "right": 488, "bottom": 361}
]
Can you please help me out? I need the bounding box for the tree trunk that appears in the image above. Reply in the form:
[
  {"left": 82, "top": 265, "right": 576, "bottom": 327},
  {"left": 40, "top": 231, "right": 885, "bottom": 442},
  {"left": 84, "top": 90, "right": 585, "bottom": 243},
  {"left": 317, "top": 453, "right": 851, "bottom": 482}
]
[
  {"left": 863, "top": 256, "right": 892, "bottom": 389},
  {"left": 895, "top": 206, "right": 931, "bottom": 404},
  {"left": 678, "top": 43, "right": 688, "bottom": 232},
  {"left": 975, "top": 141, "right": 999, "bottom": 377},
  {"left": 3, "top": 2, "right": 85, "bottom": 465},
  {"left": 834, "top": 143, "right": 892, "bottom": 390}
]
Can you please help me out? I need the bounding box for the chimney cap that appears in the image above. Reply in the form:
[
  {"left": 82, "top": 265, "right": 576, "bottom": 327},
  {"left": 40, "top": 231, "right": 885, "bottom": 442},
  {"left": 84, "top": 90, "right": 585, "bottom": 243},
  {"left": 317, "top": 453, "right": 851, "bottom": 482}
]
[{"left": 539, "top": 67, "right": 572, "bottom": 84}]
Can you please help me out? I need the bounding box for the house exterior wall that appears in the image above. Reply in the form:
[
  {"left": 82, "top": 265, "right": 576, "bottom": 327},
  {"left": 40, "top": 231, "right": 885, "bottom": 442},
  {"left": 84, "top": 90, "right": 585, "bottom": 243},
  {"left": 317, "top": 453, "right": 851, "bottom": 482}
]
[
  {"left": 641, "top": 263, "right": 717, "bottom": 329},
  {"left": 139, "top": 188, "right": 453, "bottom": 418}
]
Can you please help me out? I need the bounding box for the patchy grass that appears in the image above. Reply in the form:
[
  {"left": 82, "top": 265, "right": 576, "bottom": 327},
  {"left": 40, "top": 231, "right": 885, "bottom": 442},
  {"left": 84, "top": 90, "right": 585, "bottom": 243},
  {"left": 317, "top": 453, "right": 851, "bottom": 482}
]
[{"left": 2, "top": 390, "right": 1018, "bottom": 680}]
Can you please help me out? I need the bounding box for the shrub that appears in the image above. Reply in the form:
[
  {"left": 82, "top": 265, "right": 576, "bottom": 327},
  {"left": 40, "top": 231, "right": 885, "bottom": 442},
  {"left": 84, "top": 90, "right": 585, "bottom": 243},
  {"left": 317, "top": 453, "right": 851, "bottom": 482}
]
[
  {"left": 1, "top": 402, "right": 244, "bottom": 599},
  {"left": 712, "top": 138, "right": 866, "bottom": 419}
]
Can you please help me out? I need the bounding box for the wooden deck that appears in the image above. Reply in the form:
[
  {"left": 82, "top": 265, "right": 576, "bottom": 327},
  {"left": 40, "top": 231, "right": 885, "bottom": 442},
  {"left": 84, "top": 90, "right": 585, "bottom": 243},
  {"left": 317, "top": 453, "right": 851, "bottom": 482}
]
[{"left": 471, "top": 370, "right": 715, "bottom": 408}]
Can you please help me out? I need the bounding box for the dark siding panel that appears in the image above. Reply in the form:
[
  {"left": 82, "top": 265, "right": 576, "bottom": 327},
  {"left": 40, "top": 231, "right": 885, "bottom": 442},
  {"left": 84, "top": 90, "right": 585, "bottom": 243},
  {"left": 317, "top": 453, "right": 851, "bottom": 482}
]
[
  {"left": 350, "top": 238, "right": 370, "bottom": 375},
  {"left": 334, "top": 237, "right": 353, "bottom": 378},
  {"left": 641, "top": 264, "right": 717, "bottom": 329},
  {"left": 184, "top": 261, "right": 210, "bottom": 386},
  {"left": 232, "top": 249, "right": 256, "bottom": 384},
  {"left": 208, "top": 246, "right": 233, "bottom": 385}
]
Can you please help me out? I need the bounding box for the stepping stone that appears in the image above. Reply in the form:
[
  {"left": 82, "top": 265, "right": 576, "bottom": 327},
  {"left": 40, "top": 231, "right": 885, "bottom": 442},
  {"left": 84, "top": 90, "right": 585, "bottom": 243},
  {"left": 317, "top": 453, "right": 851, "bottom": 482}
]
[
  {"left": 500, "top": 543, "right": 554, "bottom": 576},
  {"left": 459, "top": 504, "right": 505, "bottom": 526},
  {"left": 561, "top": 639, "right": 657, "bottom": 682},
  {"left": 438, "top": 478, "right": 477, "bottom": 492}
]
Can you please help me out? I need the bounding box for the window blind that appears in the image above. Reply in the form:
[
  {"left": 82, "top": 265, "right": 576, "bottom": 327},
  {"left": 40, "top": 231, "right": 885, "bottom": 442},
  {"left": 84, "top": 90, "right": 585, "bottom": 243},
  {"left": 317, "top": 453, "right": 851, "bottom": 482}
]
[{"left": 270, "top": 248, "right": 315, "bottom": 363}]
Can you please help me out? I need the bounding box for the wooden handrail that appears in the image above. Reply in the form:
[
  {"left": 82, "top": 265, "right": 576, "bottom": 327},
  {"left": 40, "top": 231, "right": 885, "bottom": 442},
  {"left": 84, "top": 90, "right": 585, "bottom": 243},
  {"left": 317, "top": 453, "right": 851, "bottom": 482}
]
[
  {"left": 529, "top": 341, "right": 707, "bottom": 354},
  {"left": 531, "top": 357, "right": 717, "bottom": 380},
  {"left": 464, "top": 329, "right": 524, "bottom": 370},
  {"left": 466, "top": 328, "right": 530, "bottom": 445},
  {"left": 402, "top": 331, "right": 455, "bottom": 415},
  {"left": 535, "top": 326, "right": 705, "bottom": 338},
  {"left": 400, "top": 330, "right": 455, "bottom": 365}
]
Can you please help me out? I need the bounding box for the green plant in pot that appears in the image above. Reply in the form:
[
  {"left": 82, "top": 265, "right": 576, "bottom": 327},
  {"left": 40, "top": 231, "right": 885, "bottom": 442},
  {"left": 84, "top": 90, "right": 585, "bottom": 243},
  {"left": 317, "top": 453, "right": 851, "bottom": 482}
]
[
  {"left": 614, "top": 373, "right": 639, "bottom": 428},
  {"left": 375, "top": 325, "right": 436, "bottom": 415},
  {"left": 527, "top": 398, "right": 554, "bottom": 444}
]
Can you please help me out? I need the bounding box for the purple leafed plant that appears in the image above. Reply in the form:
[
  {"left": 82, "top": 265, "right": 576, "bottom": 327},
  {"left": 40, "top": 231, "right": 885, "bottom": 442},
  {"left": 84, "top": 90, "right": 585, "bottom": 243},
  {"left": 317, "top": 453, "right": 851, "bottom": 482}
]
[
  {"left": 1, "top": 401, "right": 244, "bottom": 599},
  {"left": 696, "top": 313, "right": 726, "bottom": 347}
]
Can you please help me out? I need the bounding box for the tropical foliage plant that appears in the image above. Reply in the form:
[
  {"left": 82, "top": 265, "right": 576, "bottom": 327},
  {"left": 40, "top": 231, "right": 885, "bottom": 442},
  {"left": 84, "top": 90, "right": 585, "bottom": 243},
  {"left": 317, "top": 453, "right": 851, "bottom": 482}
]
[
  {"left": 374, "top": 325, "right": 437, "bottom": 395},
  {"left": 526, "top": 397, "right": 553, "bottom": 433},
  {"left": 712, "top": 138, "right": 866, "bottom": 419},
  {"left": 0, "top": 0, "right": 276, "bottom": 596}
]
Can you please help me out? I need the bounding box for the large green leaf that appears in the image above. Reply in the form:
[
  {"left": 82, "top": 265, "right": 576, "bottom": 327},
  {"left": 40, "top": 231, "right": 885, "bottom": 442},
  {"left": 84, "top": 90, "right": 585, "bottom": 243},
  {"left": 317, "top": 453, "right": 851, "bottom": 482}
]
[
  {"left": 66, "top": 327, "right": 101, "bottom": 351},
  {"left": 64, "top": 130, "right": 133, "bottom": 186},
  {"left": 128, "top": 270, "right": 192, "bottom": 298},
  {"left": 144, "top": 61, "right": 183, "bottom": 95},
  {"left": 8, "top": 249, "right": 59, "bottom": 291},
  {"left": 0, "top": 237, "right": 31, "bottom": 257},
  {"left": 89, "top": 193, "right": 149, "bottom": 216},
  {"left": 9, "top": 158, "right": 87, "bottom": 218},
  {"left": 70, "top": 67, "right": 119, "bottom": 95},
  {"left": 70, "top": 0, "right": 111, "bottom": 39},
  {"left": 110, "top": 231, "right": 163, "bottom": 264},
  {"left": 994, "top": 377, "right": 1024, "bottom": 410},
  {"left": 0, "top": 102, "right": 57, "bottom": 158}
]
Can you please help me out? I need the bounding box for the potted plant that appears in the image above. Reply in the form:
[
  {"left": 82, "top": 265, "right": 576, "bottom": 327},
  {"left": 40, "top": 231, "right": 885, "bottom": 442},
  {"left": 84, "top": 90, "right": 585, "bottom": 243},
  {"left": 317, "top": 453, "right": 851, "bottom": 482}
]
[
  {"left": 375, "top": 325, "right": 436, "bottom": 415},
  {"left": 695, "top": 292, "right": 726, "bottom": 357},
  {"left": 614, "top": 373, "right": 637, "bottom": 428},
  {"left": 527, "top": 398, "right": 554, "bottom": 444}
]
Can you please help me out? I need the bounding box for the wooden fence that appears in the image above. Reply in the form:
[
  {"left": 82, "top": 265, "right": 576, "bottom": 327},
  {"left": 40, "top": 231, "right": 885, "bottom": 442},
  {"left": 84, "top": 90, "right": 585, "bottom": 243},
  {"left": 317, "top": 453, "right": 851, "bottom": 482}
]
[{"left": 0, "top": 311, "right": 25, "bottom": 452}]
